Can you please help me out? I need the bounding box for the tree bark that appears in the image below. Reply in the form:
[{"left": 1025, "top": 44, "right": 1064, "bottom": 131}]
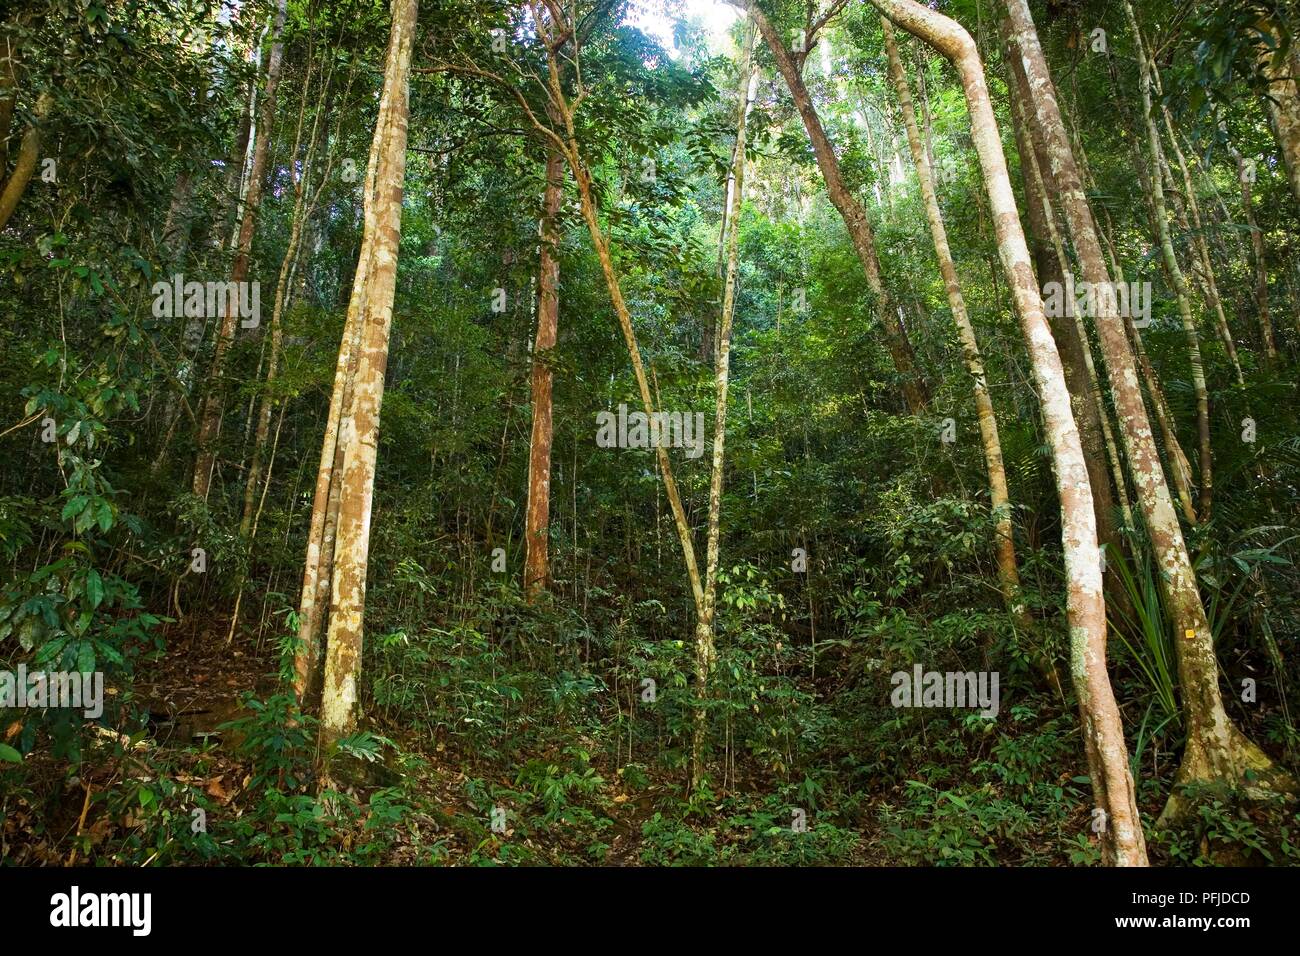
[
  {"left": 0, "top": 90, "right": 52, "bottom": 232},
  {"left": 524, "top": 145, "right": 565, "bottom": 602},
  {"left": 884, "top": 19, "right": 1026, "bottom": 625},
  {"left": 1011, "top": 0, "right": 1288, "bottom": 824},
  {"left": 869, "top": 0, "right": 1146, "bottom": 866},
  {"left": 318, "top": 0, "right": 417, "bottom": 745}
]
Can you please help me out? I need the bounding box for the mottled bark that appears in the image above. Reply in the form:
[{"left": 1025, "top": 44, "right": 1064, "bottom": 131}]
[
  {"left": 884, "top": 19, "right": 1026, "bottom": 624},
  {"left": 1014, "top": 0, "right": 1287, "bottom": 824},
  {"left": 1261, "top": 28, "right": 1300, "bottom": 212},
  {"left": 524, "top": 146, "right": 565, "bottom": 602},
  {"left": 745, "top": 1, "right": 929, "bottom": 414},
  {"left": 192, "top": 0, "right": 289, "bottom": 501},
  {"left": 319, "top": 0, "right": 417, "bottom": 745},
  {"left": 1003, "top": 24, "right": 1132, "bottom": 547},
  {"left": 869, "top": 0, "right": 1145, "bottom": 866}
]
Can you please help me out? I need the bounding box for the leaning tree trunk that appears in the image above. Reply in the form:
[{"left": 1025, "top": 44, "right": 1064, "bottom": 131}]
[
  {"left": 1011, "top": 0, "right": 1289, "bottom": 824},
  {"left": 524, "top": 144, "right": 565, "bottom": 602},
  {"left": 1001, "top": 22, "right": 1133, "bottom": 549},
  {"left": 744, "top": 1, "right": 929, "bottom": 414},
  {"left": 1260, "top": 26, "right": 1300, "bottom": 213},
  {"left": 871, "top": 0, "right": 1147, "bottom": 866},
  {"left": 883, "top": 19, "right": 1027, "bottom": 626},
  {"left": 318, "top": 0, "right": 418, "bottom": 745},
  {"left": 192, "top": 0, "right": 289, "bottom": 501}
]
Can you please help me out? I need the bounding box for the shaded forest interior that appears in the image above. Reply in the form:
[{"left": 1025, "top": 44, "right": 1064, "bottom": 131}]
[{"left": 3, "top": 0, "right": 1300, "bottom": 867}]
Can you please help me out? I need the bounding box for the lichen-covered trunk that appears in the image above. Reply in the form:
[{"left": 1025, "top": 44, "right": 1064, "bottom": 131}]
[
  {"left": 192, "top": 0, "right": 288, "bottom": 501},
  {"left": 524, "top": 147, "right": 564, "bottom": 602},
  {"left": 884, "top": 19, "right": 1025, "bottom": 625},
  {"left": 871, "top": 0, "right": 1146, "bottom": 866},
  {"left": 1013, "top": 0, "right": 1287, "bottom": 824},
  {"left": 1002, "top": 23, "right": 1131, "bottom": 549},
  {"left": 318, "top": 0, "right": 417, "bottom": 745},
  {"left": 746, "top": 2, "right": 928, "bottom": 414}
]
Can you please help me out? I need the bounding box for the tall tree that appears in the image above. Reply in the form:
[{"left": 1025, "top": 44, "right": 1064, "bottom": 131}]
[
  {"left": 523, "top": 143, "right": 565, "bottom": 602},
  {"left": 882, "top": 19, "right": 1026, "bottom": 627},
  {"left": 868, "top": 0, "right": 1147, "bottom": 866},
  {"left": 318, "top": 0, "right": 419, "bottom": 744},
  {"left": 1007, "top": 0, "right": 1289, "bottom": 823},
  {"left": 192, "top": 0, "right": 290, "bottom": 501}
]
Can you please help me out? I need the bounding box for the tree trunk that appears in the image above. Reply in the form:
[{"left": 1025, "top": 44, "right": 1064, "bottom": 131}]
[
  {"left": 884, "top": 19, "right": 1026, "bottom": 625},
  {"left": 1261, "top": 28, "right": 1300, "bottom": 212},
  {"left": 192, "top": 0, "right": 289, "bottom": 501},
  {"left": 318, "top": 0, "right": 417, "bottom": 745},
  {"left": 1158, "top": 108, "right": 1245, "bottom": 383},
  {"left": 1124, "top": 8, "right": 1213, "bottom": 523},
  {"left": 242, "top": 52, "right": 330, "bottom": 536},
  {"left": 870, "top": 0, "right": 1146, "bottom": 866},
  {"left": 0, "top": 90, "right": 52, "bottom": 231},
  {"left": 1012, "top": 0, "right": 1288, "bottom": 824},
  {"left": 745, "top": 1, "right": 929, "bottom": 414},
  {"left": 1221, "top": 122, "right": 1277, "bottom": 363},
  {"left": 1002, "top": 22, "right": 1132, "bottom": 549},
  {"left": 524, "top": 145, "right": 565, "bottom": 602},
  {"left": 692, "top": 18, "right": 755, "bottom": 790}
]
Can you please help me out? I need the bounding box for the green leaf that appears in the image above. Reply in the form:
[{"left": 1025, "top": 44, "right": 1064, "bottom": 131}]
[
  {"left": 85, "top": 569, "right": 104, "bottom": 609},
  {"left": 0, "top": 743, "right": 22, "bottom": 763}
]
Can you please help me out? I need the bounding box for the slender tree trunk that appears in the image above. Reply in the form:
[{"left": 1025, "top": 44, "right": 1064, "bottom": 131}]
[
  {"left": 869, "top": 0, "right": 1145, "bottom": 866},
  {"left": 1221, "top": 122, "right": 1278, "bottom": 363},
  {"left": 1158, "top": 106, "right": 1245, "bottom": 383},
  {"left": 692, "top": 19, "right": 755, "bottom": 789},
  {"left": 884, "top": 19, "right": 1027, "bottom": 625},
  {"left": 1002, "top": 24, "right": 1132, "bottom": 550},
  {"left": 1013, "top": 0, "right": 1288, "bottom": 824},
  {"left": 192, "top": 0, "right": 289, "bottom": 501},
  {"left": 318, "top": 0, "right": 417, "bottom": 745},
  {"left": 242, "top": 54, "right": 330, "bottom": 536},
  {"left": 745, "top": 1, "right": 929, "bottom": 414},
  {"left": 524, "top": 145, "right": 565, "bottom": 602},
  {"left": 1124, "top": 8, "right": 1213, "bottom": 523}
]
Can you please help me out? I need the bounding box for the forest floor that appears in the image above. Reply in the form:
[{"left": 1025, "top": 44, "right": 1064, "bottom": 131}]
[{"left": 2, "top": 616, "right": 888, "bottom": 865}]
